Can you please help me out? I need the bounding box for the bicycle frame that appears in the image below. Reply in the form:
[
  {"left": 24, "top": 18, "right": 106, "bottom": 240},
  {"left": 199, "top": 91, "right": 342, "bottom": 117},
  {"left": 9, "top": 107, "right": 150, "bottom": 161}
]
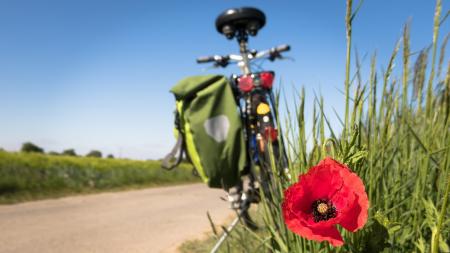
[
  {"left": 197, "top": 24, "right": 291, "bottom": 180},
  {"left": 237, "top": 35, "right": 252, "bottom": 74}
]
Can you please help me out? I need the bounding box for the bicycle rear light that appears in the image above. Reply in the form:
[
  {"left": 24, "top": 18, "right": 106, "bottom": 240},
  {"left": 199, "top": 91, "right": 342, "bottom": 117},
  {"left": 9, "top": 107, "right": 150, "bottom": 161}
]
[
  {"left": 238, "top": 75, "right": 254, "bottom": 92},
  {"left": 264, "top": 126, "right": 278, "bottom": 141},
  {"left": 260, "top": 71, "right": 274, "bottom": 89},
  {"left": 238, "top": 72, "right": 274, "bottom": 92}
]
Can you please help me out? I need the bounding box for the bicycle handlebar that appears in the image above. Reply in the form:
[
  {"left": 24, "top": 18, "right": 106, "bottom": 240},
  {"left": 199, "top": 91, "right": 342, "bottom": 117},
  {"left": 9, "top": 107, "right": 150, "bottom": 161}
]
[
  {"left": 274, "top": 44, "right": 290, "bottom": 53},
  {"left": 196, "top": 55, "right": 230, "bottom": 67},
  {"left": 196, "top": 56, "right": 215, "bottom": 63},
  {"left": 196, "top": 44, "right": 290, "bottom": 66}
]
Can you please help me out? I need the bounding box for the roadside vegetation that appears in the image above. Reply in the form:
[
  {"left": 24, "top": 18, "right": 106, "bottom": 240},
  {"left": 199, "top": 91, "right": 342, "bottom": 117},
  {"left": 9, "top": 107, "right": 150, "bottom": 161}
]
[
  {"left": 181, "top": 0, "right": 449, "bottom": 252},
  {"left": 0, "top": 150, "right": 199, "bottom": 204}
]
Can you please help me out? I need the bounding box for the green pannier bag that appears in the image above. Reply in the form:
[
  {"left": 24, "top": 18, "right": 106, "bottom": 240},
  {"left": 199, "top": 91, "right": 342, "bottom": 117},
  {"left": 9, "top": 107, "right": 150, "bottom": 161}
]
[{"left": 162, "top": 75, "right": 247, "bottom": 189}]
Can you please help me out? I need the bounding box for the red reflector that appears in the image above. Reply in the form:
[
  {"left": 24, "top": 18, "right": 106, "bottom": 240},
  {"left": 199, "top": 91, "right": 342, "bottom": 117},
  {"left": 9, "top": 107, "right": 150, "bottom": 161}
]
[
  {"left": 264, "top": 127, "right": 278, "bottom": 141},
  {"left": 238, "top": 75, "right": 254, "bottom": 92},
  {"left": 260, "top": 72, "right": 274, "bottom": 89}
]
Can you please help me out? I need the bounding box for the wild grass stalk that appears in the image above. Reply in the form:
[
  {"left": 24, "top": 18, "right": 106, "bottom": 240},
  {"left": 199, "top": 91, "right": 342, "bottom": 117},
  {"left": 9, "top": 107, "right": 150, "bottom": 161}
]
[
  {"left": 425, "top": 0, "right": 442, "bottom": 119},
  {"left": 343, "top": 0, "right": 353, "bottom": 140}
]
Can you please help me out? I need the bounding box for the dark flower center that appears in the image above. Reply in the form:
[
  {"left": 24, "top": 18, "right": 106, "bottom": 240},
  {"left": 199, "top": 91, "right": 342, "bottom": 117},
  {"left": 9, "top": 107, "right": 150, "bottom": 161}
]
[{"left": 312, "top": 199, "right": 337, "bottom": 222}]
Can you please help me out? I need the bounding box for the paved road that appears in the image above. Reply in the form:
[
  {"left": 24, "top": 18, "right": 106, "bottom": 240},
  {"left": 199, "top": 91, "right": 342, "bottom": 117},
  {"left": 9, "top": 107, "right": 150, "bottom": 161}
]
[{"left": 0, "top": 184, "right": 232, "bottom": 253}]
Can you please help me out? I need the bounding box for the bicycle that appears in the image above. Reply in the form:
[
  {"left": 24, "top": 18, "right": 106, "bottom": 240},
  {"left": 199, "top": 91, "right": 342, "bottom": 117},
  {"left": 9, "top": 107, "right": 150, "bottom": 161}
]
[{"left": 196, "top": 7, "right": 291, "bottom": 233}]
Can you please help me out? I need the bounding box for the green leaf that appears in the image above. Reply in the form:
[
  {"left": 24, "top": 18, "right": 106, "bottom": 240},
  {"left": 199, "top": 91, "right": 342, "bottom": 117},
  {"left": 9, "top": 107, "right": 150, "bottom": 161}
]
[
  {"left": 374, "top": 211, "right": 402, "bottom": 236},
  {"left": 414, "top": 237, "right": 427, "bottom": 253},
  {"left": 361, "top": 218, "right": 390, "bottom": 253},
  {"left": 439, "top": 235, "right": 450, "bottom": 253}
]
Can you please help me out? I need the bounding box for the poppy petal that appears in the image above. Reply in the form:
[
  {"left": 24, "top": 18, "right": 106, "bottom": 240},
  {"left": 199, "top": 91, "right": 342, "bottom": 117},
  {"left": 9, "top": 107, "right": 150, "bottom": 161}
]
[
  {"left": 337, "top": 164, "right": 369, "bottom": 231},
  {"left": 339, "top": 195, "right": 364, "bottom": 231},
  {"left": 303, "top": 165, "right": 343, "bottom": 200},
  {"left": 310, "top": 226, "right": 345, "bottom": 247},
  {"left": 318, "top": 157, "right": 350, "bottom": 171},
  {"left": 283, "top": 216, "right": 344, "bottom": 247}
]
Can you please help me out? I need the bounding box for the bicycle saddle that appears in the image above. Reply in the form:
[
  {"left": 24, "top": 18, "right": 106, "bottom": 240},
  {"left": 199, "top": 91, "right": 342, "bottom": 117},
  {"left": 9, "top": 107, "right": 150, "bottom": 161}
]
[{"left": 215, "top": 7, "right": 266, "bottom": 39}]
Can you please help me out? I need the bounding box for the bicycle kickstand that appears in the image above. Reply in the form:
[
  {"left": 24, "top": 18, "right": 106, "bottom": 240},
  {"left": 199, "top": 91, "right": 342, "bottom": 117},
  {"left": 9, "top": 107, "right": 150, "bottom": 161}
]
[{"left": 209, "top": 202, "right": 250, "bottom": 253}]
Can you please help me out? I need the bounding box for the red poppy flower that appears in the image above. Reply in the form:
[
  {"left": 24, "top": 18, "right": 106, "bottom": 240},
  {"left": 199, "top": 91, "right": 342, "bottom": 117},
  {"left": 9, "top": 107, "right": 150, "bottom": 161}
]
[{"left": 282, "top": 157, "right": 369, "bottom": 247}]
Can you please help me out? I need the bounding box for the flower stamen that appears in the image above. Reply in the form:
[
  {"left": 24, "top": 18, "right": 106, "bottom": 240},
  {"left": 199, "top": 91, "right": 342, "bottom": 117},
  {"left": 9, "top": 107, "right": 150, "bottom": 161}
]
[
  {"left": 317, "top": 203, "right": 329, "bottom": 214},
  {"left": 312, "top": 199, "right": 337, "bottom": 222}
]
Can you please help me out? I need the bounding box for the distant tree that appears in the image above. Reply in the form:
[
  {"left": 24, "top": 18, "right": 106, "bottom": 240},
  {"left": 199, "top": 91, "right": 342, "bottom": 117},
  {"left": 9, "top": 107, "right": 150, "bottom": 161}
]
[
  {"left": 48, "top": 151, "right": 60, "bottom": 156},
  {"left": 21, "top": 142, "right": 44, "bottom": 153},
  {"left": 86, "top": 150, "right": 102, "bottom": 158},
  {"left": 62, "top": 149, "right": 77, "bottom": 156},
  {"left": 107, "top": 154, "right": 114, "bottom": 159}
]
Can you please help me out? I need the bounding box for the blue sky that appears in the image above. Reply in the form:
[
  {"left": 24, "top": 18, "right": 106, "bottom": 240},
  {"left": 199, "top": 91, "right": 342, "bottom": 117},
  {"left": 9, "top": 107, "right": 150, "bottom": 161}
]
[{"left": 0, "top": 0, "right": 448, "bottom": 159}]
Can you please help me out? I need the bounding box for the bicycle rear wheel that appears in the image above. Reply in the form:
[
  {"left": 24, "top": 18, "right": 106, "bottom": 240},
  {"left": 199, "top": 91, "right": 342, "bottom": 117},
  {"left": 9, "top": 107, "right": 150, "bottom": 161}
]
[{"left": 251, "top": 91, "right": 288, "bottom": 202}]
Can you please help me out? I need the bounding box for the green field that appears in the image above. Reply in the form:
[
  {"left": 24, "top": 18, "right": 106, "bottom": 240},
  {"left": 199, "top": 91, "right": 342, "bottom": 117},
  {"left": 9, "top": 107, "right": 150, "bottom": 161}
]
[{"left": 0, "top": 150, "right": 199, "bottom": 204}]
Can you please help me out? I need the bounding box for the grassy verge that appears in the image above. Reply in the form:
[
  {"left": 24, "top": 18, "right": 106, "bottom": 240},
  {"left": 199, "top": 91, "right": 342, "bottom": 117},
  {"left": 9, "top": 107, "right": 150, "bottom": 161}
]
[
  {"left": 181, "top": 0, "right": 449, "bottom": 252},
  {"left": 0, "top": 150, "right": 200, "bottom": 204}
]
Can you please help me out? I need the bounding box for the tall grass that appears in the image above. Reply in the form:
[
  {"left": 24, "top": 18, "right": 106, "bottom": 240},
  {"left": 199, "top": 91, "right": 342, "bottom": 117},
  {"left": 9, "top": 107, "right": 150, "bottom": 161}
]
[
  {"left": 258, "top": 0, "right": 450, "bottom": 252},
  {"left": 0, "top": 150, "right": 199, "bottom": 204},
  {"left": 205, "top": 0, "right": 449, "bottom": 252}
]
